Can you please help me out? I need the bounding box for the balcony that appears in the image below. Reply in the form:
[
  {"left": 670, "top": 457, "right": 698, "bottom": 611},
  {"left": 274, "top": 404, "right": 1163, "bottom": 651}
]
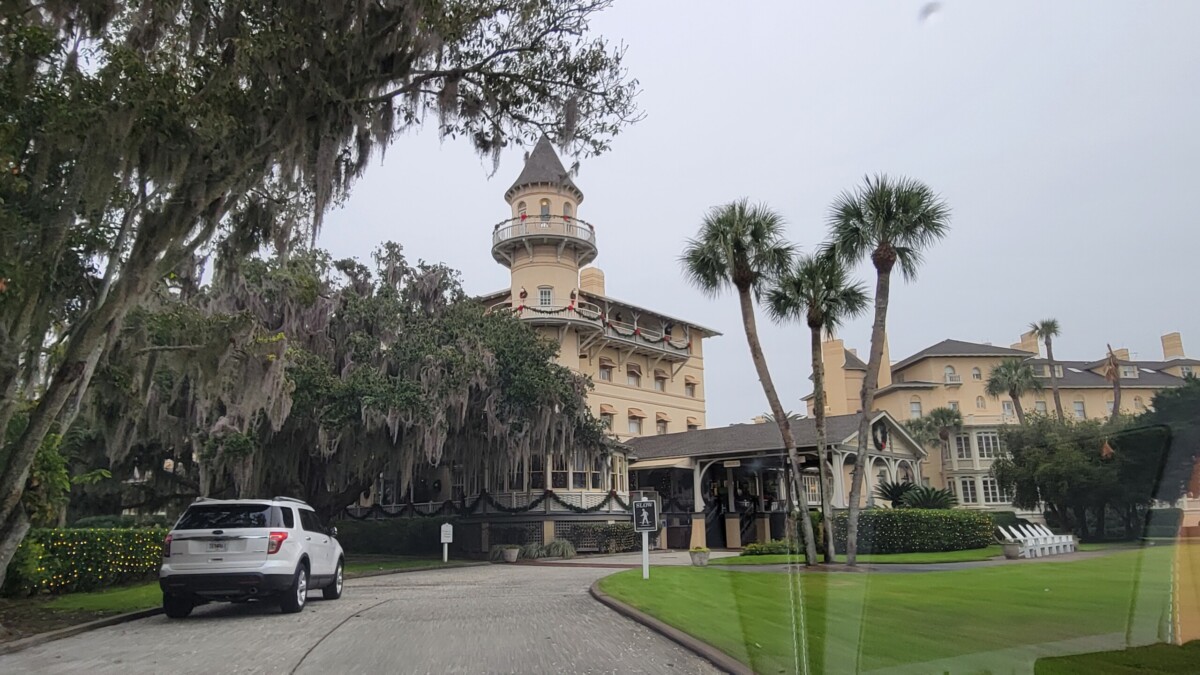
[
  {"left": 489, "top": 299, "right": 693, "bottom": 362},
  {"left": 491, "top": 215, "right": 598, "bottom": 267},
  {"left": 944, "top": 373, "right": 962, "bottom": 385}
]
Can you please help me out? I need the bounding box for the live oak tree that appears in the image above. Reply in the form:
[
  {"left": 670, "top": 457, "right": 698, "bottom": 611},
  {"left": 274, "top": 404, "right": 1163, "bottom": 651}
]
[
  {"left": 0, "top": 0, "right": 638, "bottom": 587},
  {"left": 64, "top": 245, "right": 609, "bottom": 522}
]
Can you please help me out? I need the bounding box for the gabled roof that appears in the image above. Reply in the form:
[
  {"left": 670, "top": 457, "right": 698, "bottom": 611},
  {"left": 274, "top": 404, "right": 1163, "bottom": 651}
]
[
  {"left": 504, "top": 136, "right": 583, "bottom": 202},
  {"left": 892, "top": 339, "right": 1035, "bottom": 372},
  {"left": 626, "top": 411, "right": 922, "bottom": 460},
  {"left": 843, "top": 349, "right": 867, "bottom": 371},
  {"left": 1026, "top": 358, "right": 1187, "bottom": 389}
]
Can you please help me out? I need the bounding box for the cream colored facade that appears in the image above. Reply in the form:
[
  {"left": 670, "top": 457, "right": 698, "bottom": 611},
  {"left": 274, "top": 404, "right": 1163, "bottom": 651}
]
[
  {"left": 484, "top": 137, "right": 718, "bottom": 443},
  {"left": 807, "top": 331, "right": 1196, "bottom": 515}
]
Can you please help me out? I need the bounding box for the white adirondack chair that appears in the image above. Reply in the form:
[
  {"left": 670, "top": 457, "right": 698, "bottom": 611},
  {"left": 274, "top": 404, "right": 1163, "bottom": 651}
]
[
  {"left": 1032, "top": 524, "right": 1076, "bottom": 553},
  {"left": 1016, "top": 524, "right": 1059, "bottom": 555},
  {"left": 998, "top": 526, "right": 1037, "bottom": 558}
]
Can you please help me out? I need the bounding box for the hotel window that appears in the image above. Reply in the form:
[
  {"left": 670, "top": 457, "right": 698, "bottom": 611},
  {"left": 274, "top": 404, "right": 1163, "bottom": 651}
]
[
  {"left": 610, "top": 455, "right": 627, "bottom": 493},
  {"left": 590, "top": 457, "right": 604, "bottom": 490},
  {"left": 959, "top": 479, "right": 977, "bottom": 504},
  {"left": 451, "top": 463, "right": 465, "bottom": 500},
  {"left": 944, "top": 365, "right": 958, "bottom": 382},
  {"left": 599, "top": 365, "right": 613, "bottom": 381},
  {"left": 909, "top": 396, "right": 923, "bottom": 419},
  {"left": 517, "top": 201, "right": 526, "bottom": 219},
  {"left": 1002, "top": 400, "right": 1014, "bottom": 417},
  {"left": 539, "top": 198, "right": 551, "bottom": 223},
  {"left": 628, "top": 415, "right": 643, "bottom": 435},
  {"left": 948, "top": 400, "right": 959, "bottom": 411},
  {"left": 551, "top": 454, "right": 568, "bottom": 489},
  {"left": 1134, "top": 396, "right": 1145, "bottom": 411},
  {"left": 977, "top": 431, "right": 1001, "bottom": 459},
  {"left": 1074, "top": 400, "right": 1086, "bottom": 419},
  {"left": 654, "top": 374, "right": 667, "bottom": 392},
  {"left": 982, "top": 478, "right": 1002, "bottom": 504},
  {"left": 1182, "top": 366, "right": 1194, "bottom": 378},
  {"left": 942, "top": 445, "right": 951, "bottom": 462},
  {"left": 538, "top": 286, "right": 552, "bottom": 307},
  {"left": 687, "top": 423, "right": 699, "bottom": 431},
  {"left": 955, "top": 434, "right": 972, "bottom": 459},
  {"left": 572, "top": 455, "right": 587, "bottom": 489},
  {"left": 1121, "top": 365, "right": 1138, "bottom": 379},
  {"left": 971, "top": 367, "right": 982, "bottom": 381},
  {"left": 1035, "top": 400, "right": 1048, "bottom": 414},
  {"left": 529, "top": 454, "right": 545, "bottom": 490},
  {"left": 600, "top": 413, "right": 613, "bottom": 429},
  {"left": 976, "top": 396, "right": 986, "bottom": 409},
  {"left": 626, "top": 365, "right": 642, "bottom": 387},
  {"left": 656, "top": 420, "right": 668, "bottom": 435},
  {"left": 563, "top": 202, "right": 573, "bottom": 219},
  {"left": 685, "top": 382, "right": 697, "bottom": 397}
]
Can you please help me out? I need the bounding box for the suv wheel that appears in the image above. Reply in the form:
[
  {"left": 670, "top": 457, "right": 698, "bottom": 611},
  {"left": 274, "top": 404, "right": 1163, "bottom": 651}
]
[
  {"left": 163, "top": 593, "right": 194, "bottom": 619},
  {"left": 322, "top": 559, "right": 344, "bottom": 600},
  {"left": 279, "top": 564, "right": 308, "bottom": 614}
]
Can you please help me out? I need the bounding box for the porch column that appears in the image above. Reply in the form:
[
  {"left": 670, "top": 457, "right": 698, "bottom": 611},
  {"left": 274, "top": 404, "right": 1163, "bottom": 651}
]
[
  {"left": 832, "top": 452, "right": 847, "bottom": 508},
  {"left": 754, "top": 470, "right": 770, "bottom": 543},
  {"left": 864, "top": 454, "right": 875, "bottom": 508},
  {"left": 887, "top": 457, "right": 898, "bottom": 483},
  {"left": 689, "top": 462, "right": 707, "bottom": 549},
  {"left": 724, "top": 465, "right": 742, "bottom": 549}
]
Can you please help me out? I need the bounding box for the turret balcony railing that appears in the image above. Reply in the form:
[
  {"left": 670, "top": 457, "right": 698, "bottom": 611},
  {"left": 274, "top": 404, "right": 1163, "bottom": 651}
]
[
  {"left": 492, "top": 215, "right": 597, "bottom": 248},
  {"left": 487, "top": 299, "right": 692, "bottom": 359}
]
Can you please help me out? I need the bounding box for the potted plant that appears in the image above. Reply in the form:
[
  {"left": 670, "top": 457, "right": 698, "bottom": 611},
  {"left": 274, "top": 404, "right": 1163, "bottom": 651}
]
[
  {"left": 502, "top": 545, "right": 521, "bottom": 563},
  {"left": 1001, "top": 540, "right": 1023, "bottom": 560},
  {"left": 689, "top": 546, "right": 710, "bottom": 567}
]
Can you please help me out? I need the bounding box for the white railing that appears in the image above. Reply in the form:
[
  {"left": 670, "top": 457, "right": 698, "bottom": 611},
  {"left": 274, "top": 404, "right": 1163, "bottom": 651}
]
[
  {"left": 489, "top": 298, "right": 604, "bottom": 324},
  {"left": 945, "top": 374, "right": 962, "bottom": 384},
  {"left": 492, "top": 216, "right": 597, "bottom": 247},
  {"left": 604, "top": 319, "right": 691, "bottom": 354}
]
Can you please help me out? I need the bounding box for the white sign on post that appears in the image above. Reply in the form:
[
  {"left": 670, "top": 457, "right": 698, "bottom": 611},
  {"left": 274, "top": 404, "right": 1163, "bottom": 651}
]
[
  {"left": 440, "top": 523, "right": 453, "bottom": 563},
  {"left": 632, "top": 500, "right": 657, "bottom": 580}
]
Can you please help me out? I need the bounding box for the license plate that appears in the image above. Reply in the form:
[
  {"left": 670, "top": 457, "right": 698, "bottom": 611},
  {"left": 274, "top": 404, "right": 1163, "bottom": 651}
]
[{"left": 207, "top": 541, "right": 227, "bottom": 552}]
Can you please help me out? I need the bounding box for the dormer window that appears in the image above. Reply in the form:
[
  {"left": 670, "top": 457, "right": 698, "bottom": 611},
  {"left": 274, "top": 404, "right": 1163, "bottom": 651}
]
[{"left": 1120, "top": 365, "right": 1138, "bottom": 379}]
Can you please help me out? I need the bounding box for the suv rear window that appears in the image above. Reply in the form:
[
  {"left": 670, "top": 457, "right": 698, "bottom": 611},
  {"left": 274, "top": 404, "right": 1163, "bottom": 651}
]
[{"left": 175, "top": 504, "right": 281, "bottom": 530}]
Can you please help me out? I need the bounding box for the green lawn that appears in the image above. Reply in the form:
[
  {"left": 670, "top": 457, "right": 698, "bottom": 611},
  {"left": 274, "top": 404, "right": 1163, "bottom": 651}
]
[
  {"left": 1035, "top": 640, "right": 1200, "bottom": 674},
  {"left": 43, "top": 581, "right": 160, "bottom": 613},
  {"left": 714, "top": 545, "right": 1004, "bottom": 566},
  {"left": 600, "top": 546, "right": 1175, "bottom": 673}
]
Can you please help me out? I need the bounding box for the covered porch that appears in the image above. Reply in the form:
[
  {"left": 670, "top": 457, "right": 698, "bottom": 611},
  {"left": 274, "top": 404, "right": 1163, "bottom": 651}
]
[{"left": 626, "top": 411, "right": 925, "bottom": 550}]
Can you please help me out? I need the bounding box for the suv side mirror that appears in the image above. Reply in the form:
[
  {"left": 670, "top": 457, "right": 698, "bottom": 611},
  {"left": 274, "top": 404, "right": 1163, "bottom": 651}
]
[{"left": 328, "top": 526, "right": 338, "bottom": 538}]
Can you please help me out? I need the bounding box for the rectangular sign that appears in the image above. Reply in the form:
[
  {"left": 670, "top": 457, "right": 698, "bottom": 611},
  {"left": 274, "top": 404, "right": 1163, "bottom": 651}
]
[
  {"left": 440, "top": 523, "right": 453, "bottom": 544},
  {"left": 722, "top": 460, "right": 741, "bottom": 468},
  {"left": 632, "top": 500, "right": 658, "bottom": 533}
]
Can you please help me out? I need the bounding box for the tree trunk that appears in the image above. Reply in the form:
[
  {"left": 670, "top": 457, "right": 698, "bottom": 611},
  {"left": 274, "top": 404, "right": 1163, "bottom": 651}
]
[
  {"left": 1009, "top": 390, "right": 1027, "bottom": 425},
  {"left": 1111, "top": 376, "right": 1122, "bottom": 423},
  {"left": 736, "top": 285, "right": 818, "bottom": 565},
  {"left": 1073, "top": 504, "right": 1090, "bottom": 540},
  {"left": 1095, "top": 503, "right": 1108, "bottom": 540},
  {"left": 846, "top": 264, "right": 892, "bottom": 566},
  {"left": 810, "top": 323, "right": 836, "bottom": 563},
  {"left": 1045, "top": 337, "right": 1065, "bottom": 421}
]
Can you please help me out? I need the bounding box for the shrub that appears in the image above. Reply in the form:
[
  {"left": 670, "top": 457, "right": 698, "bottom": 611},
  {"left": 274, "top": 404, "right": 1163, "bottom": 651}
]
[
  {"left": 742, "top": 539, "right": 800, "bottom": 556},
  {"left": 543, "top": 539, "right": 576, "bottom": 560},
  {"left": 874, "top": 481, "right": 916, "bottom": 505},
  {"left": 900, "top": 486, "right": 958, "bottom": 509},
  {"left": 1145, "top": 508, "right": 1183, "bottom": 538},
  {"left": 69, "top": 514, "right": 168, "bottom": 529},
  {"left": 519, "top": 542, "right": 545, "bottom": 559},
  {"left": 832, "top": 509, "right": 993, "bottom": 554},
  {"left": 487, "top": 545, "right": 507, "bottom": 561},
  {"left": 3, "top": 527, "right": 168, "bottom": 597},
  {"left": 334, "top": 518, "right": 458, "bottom": 556}
]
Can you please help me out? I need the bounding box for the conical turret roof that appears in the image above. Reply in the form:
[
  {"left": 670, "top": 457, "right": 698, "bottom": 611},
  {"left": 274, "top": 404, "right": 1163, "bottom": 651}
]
[{"left": 505, "top": 136, "right": 584, "bottom": 202}]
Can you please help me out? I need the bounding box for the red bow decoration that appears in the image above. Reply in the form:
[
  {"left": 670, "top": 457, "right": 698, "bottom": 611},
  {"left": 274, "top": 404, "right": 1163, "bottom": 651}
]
[{"left": 520, "top": 213, "right": 527, "bottom": 221}]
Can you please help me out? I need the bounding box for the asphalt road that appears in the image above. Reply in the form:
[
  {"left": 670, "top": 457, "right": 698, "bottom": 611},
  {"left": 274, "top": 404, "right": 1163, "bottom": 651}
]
[{"left": 0, "top": 564, "right": 720, "bottom": 675}]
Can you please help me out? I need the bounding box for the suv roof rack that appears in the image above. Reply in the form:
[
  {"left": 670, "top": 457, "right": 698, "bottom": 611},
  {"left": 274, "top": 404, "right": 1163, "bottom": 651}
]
[{"left": 272, "top": 496, "right": 311, "bottom": 506}]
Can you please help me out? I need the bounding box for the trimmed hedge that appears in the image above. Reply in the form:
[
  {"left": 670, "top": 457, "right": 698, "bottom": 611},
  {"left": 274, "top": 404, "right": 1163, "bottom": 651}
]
[
  {"left": 334, "top": 518, "right": 459, "bottom": 556},
  {"left": 3, "top": 527, "right": 168, "bottom": 597},
  {"left": 69, "top": 514, "right": 168, "bottom": 529},
  {"left": 561, "top": 523, "right": 639, "bottom": 553},
  {"left": 743, "top": 539, "right": 799, "bottom": 555},
  {"left": 833, "top": 509, "right": 993, "bottom": 554}
]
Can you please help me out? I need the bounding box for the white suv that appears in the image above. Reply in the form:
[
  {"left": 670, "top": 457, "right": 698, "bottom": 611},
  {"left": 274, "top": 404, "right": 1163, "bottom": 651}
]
[{"left": 159, "top": 497, "right": 345, "bottom": 617}]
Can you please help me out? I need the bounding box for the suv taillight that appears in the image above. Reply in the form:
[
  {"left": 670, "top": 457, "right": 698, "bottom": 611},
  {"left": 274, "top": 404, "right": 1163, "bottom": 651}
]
[
  {"left": 268, "top": 531, "right": 288, "bottom": 554},
  {"left": 162, "top": 534, "right": 173, "bottom": 559}
]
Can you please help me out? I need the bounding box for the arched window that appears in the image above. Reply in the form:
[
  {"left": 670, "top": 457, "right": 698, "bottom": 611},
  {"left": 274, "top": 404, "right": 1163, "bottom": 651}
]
[
  {"left": 971, "top": 367, "right": 982, "bottom": 381},
  {"left": 563, "top": 202, "right": 573, "bottom": 220},
  {"left": 944, "top": 365, "right": 958, "bottom": 383},
  {"left": 975, "top": 396, "right": 986, "bottom": 409},
  {"left": 909, "top": 396, "right": 923, "bottom": 419},
  {"left": 517, "top": 201, "right": 527, "bottom": 220},
  {"left": 539, "top": 198, "right": 551, "bottom": 222}
]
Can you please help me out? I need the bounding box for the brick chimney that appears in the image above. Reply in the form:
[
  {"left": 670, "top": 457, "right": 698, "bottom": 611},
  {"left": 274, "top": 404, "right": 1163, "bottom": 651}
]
[
  {"left": 1162, "top": 332, "right": 1185, "bottom": 360},
  {"left": 1011, "top": 329, "right": 1040, "bottom": 355},
  {"left": 1112, "top": 347, "right": 1130, "bottom": 361},
  {"left": 580, "top": 267, "right": 605, "bottom": 296}
]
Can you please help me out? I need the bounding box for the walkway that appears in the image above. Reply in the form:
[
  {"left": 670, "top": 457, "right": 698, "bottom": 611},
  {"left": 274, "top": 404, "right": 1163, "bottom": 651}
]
[
  {"left": 0, "top": 565, "right": 720, "bottom": 675},
  {"left": 722, "top": 548, "right": 1124, "bottom": 574}
]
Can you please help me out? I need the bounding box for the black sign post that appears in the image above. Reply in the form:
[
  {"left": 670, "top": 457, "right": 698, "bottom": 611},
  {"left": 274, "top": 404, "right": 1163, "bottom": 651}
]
[{"left": 632, "top": 500, "right": 657, "bottom": 579}]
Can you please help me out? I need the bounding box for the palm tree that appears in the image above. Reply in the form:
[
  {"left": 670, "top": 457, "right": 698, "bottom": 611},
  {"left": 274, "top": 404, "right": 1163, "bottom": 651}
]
[
  {"left": 827, "top": 175, "right": 951, "bottom": 565},
  {"left": 985, "top": 358, "right": 1043, "bottom": 425},
  {"left": 927, "top": 406, "right": 964, "bottom": 445},
  {"left": 680, "top": 199, "right": 819, "bottom": 565},
  {"left": 900, "top": 485, "right": 957, "bottom": 509},
  {"left": 1030, "top": 319, "right": 1064, "bottom": 420},
  {"left": 766, "top": 252, "right": 869, "bottom": 562},
  {"left": 1103, "top": 344, "right": 1122, "bottom": 423}
]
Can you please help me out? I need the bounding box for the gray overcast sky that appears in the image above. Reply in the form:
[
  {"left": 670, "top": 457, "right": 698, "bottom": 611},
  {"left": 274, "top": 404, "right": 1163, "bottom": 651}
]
[{"left": 318, "top": 1, "right": 1200, "bottom": 428}]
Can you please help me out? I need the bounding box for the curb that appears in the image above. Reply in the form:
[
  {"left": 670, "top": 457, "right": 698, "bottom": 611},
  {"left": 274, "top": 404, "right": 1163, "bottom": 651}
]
[
  {"left": 0, "top": 607, "right": 163, "bottom": 656},
  {"left": 588, "top": 580, "right": 752, "bottom": 675},
  {"left": 0, "top": 561, "right": 488, "bottom": 657}
]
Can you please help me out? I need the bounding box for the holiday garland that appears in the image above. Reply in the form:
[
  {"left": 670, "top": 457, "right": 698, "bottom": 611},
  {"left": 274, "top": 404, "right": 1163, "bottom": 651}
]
[{"left": 342, "top": 489, "right": 631, "bottom": 520}]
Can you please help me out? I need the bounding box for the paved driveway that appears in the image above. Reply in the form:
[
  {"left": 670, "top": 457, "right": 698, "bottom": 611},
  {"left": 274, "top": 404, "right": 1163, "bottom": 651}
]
[{"left": 0, "top": 565, "right": 719, "bottom": 675}]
